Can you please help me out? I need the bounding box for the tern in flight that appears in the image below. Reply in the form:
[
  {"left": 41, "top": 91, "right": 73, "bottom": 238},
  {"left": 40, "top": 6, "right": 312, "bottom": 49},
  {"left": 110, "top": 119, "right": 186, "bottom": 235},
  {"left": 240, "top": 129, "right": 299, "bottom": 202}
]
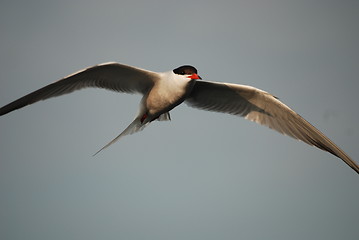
[{"left": 1, "top": 62, "right": 358, "bottom": 174}]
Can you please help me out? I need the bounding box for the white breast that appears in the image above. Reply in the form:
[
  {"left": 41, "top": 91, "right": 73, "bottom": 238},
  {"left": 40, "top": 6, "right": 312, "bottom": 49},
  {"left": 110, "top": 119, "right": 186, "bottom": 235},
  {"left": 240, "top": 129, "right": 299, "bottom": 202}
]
[{"left": 146, "top": 71, "right": 192, "bottom": 115}]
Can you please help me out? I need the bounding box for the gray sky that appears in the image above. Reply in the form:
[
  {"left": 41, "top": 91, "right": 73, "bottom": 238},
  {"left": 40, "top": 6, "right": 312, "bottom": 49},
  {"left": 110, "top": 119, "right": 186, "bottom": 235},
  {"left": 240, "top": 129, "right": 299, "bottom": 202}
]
[{"left": 1, "top": 0, "right": 358, "bottom": 239}]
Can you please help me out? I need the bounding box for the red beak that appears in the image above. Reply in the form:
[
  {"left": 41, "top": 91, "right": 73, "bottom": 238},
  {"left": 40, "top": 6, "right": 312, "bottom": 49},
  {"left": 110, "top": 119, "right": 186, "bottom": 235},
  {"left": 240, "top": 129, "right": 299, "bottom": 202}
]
[{"left": 188, "top": 73, "right": 202, "bottom": 80}]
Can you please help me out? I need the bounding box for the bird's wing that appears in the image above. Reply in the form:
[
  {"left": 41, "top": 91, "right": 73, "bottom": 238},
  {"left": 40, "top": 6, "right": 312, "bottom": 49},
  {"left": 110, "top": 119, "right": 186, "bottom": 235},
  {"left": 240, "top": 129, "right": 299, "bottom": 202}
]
[
  {"left": 0, "top": 62, "right": 159, "bottom": 116},
  {"left": 186, "top": 80, "right": 358, "bottom": 174}
]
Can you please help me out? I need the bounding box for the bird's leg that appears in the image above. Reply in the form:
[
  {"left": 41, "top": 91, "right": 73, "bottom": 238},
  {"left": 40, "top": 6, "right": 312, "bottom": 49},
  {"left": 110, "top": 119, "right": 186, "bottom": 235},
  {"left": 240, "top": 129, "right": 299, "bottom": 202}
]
[{"left": 140, "top": 113, "right": 148, "bottom": 124}]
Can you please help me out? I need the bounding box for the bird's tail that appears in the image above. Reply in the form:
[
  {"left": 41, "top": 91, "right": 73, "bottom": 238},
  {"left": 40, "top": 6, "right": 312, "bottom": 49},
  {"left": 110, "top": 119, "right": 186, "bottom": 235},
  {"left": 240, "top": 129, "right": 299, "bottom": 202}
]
[
  {"left": 93, "top": 111, "right": 171, "bottom": 156},
  {"left": 93, "top": 117, "right": 147, "bottom": 156}
]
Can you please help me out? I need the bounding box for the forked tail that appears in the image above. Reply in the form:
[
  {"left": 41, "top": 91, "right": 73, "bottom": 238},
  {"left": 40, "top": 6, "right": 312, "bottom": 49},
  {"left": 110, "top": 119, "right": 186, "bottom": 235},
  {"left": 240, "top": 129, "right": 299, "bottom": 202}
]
[{"left": 93, "top": 118, "right": 148, "bottom": 156}]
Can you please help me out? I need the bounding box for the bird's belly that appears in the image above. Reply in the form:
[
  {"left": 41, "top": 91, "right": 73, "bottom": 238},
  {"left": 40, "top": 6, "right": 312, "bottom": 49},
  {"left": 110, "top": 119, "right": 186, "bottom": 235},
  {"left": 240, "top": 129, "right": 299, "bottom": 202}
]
[
  {"left": 146, "top": 80, "right": 194, "bottom": 116},
  {"left": 146, "top": 88, "right": 184, "bottom": 114}
]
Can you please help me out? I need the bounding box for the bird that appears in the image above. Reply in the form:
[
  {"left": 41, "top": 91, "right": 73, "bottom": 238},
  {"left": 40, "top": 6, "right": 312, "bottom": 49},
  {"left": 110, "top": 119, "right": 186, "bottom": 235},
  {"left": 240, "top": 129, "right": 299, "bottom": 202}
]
[{"left": 0, "top": 62, "right": 358, "bottom": 174}]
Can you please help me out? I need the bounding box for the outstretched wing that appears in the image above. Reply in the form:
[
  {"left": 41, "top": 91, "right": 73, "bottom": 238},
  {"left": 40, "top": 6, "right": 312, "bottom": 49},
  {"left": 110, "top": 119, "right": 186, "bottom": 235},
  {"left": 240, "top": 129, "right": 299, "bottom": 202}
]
[
  {"left": 186, "top": 80, "right": 359, "bottom": 174},
  {"left": 0, "top": 62, "right": 159, "bottom": 116}
]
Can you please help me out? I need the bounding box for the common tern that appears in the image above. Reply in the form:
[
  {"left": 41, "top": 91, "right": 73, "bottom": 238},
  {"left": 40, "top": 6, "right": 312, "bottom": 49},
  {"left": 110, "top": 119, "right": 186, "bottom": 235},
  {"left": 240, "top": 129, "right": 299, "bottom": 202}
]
[{"left": 1, "top": 62, "right": 358, "bottom": 174}]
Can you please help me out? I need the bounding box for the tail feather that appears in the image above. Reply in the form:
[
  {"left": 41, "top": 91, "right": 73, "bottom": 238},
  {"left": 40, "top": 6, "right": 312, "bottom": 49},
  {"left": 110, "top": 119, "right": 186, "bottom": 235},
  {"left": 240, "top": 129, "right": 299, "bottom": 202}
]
[{"left": 93, "top": 118, "right": 148, "bottom": 156}]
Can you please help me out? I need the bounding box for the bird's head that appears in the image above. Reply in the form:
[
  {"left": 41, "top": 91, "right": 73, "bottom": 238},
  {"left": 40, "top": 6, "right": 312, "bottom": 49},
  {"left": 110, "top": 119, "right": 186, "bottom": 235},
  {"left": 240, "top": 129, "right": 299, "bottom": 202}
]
[{"left": 173, "top": 65, "right": 202, "bottom": 80}]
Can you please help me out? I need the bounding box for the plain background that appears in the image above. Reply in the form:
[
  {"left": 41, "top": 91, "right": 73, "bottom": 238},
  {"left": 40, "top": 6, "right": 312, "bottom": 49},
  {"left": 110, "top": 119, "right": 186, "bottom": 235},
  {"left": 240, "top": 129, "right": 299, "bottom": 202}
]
[{"left": 1, "top": 0, "right": 358, "bottom": 239}]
